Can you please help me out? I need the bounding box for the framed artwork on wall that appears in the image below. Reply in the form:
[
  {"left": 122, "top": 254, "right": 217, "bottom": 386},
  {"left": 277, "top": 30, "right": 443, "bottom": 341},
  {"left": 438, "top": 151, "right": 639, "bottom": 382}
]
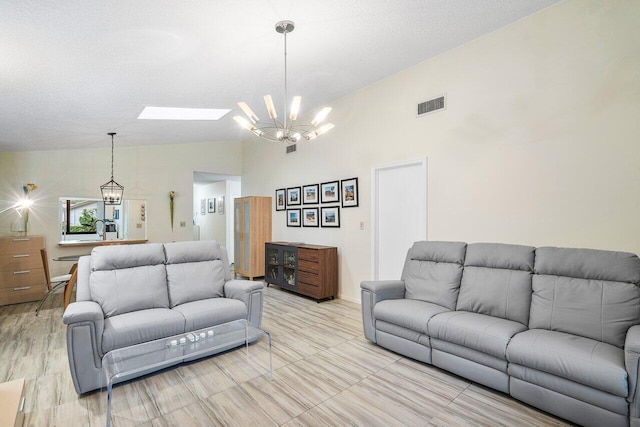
[
  {"left": 302, "top": 208, "right": 319, "bottom": 227},
  {"left": 200, "top": 199, "right": 206, "bottom": 215},
  {"left": 217, "top": 196, "right": 225, "bottom": 215},
  {"left": 321, "top": 206, "right": 340, "bottom": 227},
  {"left": 208, "top": 198, "right": 216, "bottom": 213},
  {"left": 275, "top": 188, "right": 286, "bottom": 211},
  {"left": 287, "top": 187, "right": 301, "bottom": 206},
  {"left": 341, "top": 177, "right": 359, "bottom": 208},
  {"left": 302, "top": 184, "right": 319, "bottom": 204},
  {"left": 287, "top": 209, "right": 301, "bottom": 227},
  {"left": 320, "top": 181, "right": 340, "bottom": 204}
]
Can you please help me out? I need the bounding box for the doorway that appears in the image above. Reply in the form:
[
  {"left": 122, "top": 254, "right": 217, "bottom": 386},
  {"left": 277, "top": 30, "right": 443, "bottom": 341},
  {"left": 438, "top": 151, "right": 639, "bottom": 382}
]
[{"left": 371, "top": 158, "right": 427, "bottom": 280}]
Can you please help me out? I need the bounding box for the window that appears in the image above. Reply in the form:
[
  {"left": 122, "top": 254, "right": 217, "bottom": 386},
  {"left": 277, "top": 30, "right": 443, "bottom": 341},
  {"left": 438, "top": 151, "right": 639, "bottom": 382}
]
[{"left": 61, "top": 199, "right": 102, "bottom": 235}]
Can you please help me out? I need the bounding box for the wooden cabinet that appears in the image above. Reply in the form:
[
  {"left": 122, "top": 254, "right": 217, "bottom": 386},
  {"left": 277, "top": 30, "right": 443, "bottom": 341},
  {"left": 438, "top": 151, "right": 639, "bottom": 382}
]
[
  {"left": 0, "top": 378, "right": 26, "bottom": 427},
  {"left": 234, "top": 196, "right": 272, "bottom": 280},
  {"left": 0, "top": 236, "right": 45, "bottom": 306},
  {"left": 265, "top": 242, "right": 338, "bottom": 302}
]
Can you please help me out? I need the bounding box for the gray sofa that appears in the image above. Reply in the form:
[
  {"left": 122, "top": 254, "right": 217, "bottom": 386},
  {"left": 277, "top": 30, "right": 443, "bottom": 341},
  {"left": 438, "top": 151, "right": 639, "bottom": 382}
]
[
  {"left": 63, "top": 240, "right": 264, "bottom": 394},
  {"left": 361, "top": 241, "right": 640, "bottom": 427}
]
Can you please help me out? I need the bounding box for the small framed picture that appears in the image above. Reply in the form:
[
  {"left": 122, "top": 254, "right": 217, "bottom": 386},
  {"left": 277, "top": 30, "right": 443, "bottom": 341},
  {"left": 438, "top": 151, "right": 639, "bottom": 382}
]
[
  {"left": 287, "top": 187, "right": 301, "bottom": 206},
  {"left": 287, "top": 209, "right": 301, "bottom": 227},
  {"left": 302, "top": 184, "right": 319, "bottom": 204},
  {"left": 275, "top": 188, "right": 286, "bottom": 211},
  {"left": 208, "top": 198, "right": 216, "bottom": 213},
  {"left": 320, "top": 181, "right": 340, "bottom": 204},
  {"left": 200, "top": 199, "right": 206, "bottom": 215},
  {"left": 217, "top": 196, "right": 225, "bottom": 215},
  {"left": 302, "top": 207, "right": 319, "bottom": 227},
  {"left": 321, "top": 206, "right": 340, "bottom": 227},
  {"left": 341, "top": 177, "right": 359, "bottom": 208}
]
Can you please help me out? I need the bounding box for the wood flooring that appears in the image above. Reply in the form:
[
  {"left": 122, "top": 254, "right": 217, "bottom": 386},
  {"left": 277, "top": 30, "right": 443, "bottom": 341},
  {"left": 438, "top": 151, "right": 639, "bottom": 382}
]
[{"left": 0, "top": 285, "right": 573, "bottom": 426}]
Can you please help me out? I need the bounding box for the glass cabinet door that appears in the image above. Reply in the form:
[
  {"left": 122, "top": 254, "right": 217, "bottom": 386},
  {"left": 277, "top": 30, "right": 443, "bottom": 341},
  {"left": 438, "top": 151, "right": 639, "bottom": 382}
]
[
  {"left": 266, "top": 246, "right": 280, "bottom": 281},
  {"left": 283, "top": 249, "right": 296, "bottom": 287}
]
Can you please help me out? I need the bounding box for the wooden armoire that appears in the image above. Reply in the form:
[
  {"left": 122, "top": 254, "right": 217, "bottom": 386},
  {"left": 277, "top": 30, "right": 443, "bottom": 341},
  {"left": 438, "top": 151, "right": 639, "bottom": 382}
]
[{"left": 233, "top": 196, "right": 272, "bottom": 280}]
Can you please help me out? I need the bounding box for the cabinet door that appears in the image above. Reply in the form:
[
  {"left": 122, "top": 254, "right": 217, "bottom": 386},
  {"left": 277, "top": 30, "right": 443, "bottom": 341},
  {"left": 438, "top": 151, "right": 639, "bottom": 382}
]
[
  {"left": 243, "top": 200, "right": 251, "bottom": 271},
  {"left": 282, "top": 248, "right": 297, "bottom": 289},
  {"left": 265, "top": 244, "right": 281, "bottom": 283}
]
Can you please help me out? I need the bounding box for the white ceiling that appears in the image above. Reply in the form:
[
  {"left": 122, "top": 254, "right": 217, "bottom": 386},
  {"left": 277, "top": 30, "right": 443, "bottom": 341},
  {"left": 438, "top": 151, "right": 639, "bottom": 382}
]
[{"left": 0, "top": 0, "right": 562, "bottom": 152}]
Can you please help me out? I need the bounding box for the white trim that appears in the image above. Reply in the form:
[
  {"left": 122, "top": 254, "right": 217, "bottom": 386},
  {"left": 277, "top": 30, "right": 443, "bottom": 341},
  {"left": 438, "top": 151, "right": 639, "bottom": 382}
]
[{"left": 371, "top": 158, "right": 427, "bottom": 281}]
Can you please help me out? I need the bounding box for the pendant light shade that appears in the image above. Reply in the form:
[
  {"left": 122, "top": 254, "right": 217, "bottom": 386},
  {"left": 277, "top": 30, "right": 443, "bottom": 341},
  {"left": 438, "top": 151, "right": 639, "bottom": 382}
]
[{"left": 100, "top": 132, "right": 124, "bottom": 205}]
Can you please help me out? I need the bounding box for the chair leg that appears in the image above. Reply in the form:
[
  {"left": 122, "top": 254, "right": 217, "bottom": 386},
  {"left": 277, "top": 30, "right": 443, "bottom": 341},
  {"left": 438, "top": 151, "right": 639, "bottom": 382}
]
[{"left": 35, "top": 282, "right": 68, "bottom": 316}]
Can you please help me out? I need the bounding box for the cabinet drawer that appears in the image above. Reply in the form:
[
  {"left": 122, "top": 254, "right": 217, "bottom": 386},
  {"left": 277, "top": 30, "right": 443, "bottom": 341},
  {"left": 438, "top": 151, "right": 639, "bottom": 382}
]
[
  {"left": 297, "top": 282, "right": 319, "bottom": 298},
  {"left": 0, "top": 236, "right": 44, "bottom": 255},
  {"left": 297, "top": 248, "right": 318, "bottom": 262},
  {"left": 0, "top": 285, "right": 45, "bottom": 305},
  {"left": 297, "top": 259, "right": 319, "bottom": 274},
  {"left": 0, "top": 253, "right": 42, "bottom": 272},
  {"left": 298, "top": 270, "right": 318, "bottom": 285},
  {"left": 0, "top": 268, "right": 45, "bottom": 289}
]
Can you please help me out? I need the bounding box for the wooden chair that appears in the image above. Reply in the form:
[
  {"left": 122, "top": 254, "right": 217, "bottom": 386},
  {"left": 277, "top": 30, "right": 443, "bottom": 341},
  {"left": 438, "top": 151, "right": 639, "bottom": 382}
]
[{"left": 35, "top": 249, "right": 75, "bottom": 316}]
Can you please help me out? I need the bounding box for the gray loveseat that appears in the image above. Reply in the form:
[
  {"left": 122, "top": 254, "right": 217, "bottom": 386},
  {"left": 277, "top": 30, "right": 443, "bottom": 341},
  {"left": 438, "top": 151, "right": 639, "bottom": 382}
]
[
  {"left": 361, "top": 241, "right": 640, "bottom": 427},
  {"left": 63, "top": 240, "right": 264, "bottom": 394}
]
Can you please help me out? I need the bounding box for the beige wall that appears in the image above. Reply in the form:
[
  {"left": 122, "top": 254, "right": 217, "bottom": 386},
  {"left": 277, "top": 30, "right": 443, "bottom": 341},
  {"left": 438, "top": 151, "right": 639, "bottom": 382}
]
[
  {"left": 0, "top": 140, "right": 241, "bottom": 276},
  {"left": 242, "top": 0, "right": 640, "bottom": 301},
  {"left": 195, "top": 181, "right": 228, "bottom": 243}
]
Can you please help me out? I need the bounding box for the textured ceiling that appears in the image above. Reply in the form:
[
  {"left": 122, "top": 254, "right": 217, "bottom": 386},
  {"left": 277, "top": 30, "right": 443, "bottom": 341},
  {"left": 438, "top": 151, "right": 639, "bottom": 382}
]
[{"left": 0, "top": 0, "right": 562, "bottom": 152}]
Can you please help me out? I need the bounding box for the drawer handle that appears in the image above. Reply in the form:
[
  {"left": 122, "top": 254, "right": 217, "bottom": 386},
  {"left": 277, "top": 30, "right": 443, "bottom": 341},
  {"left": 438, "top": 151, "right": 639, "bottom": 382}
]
[
  {"left": 19, "top": 396, "right": 26, "bottom": 413},
  {"left": 13, "top": 270, "right": 30, "bottom": 275},
  {"left": 12, "top": 238, "right": 30, "bottom": 242},
  {"left": 13, "top": 287, "right": 30, "bottom": 291},
  {"left": 12, "top": 254, "right": 30, "bottom": 258}
]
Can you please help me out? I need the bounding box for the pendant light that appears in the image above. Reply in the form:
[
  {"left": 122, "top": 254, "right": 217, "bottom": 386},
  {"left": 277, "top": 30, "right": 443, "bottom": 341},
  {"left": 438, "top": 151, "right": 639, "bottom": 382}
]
[{"left": 100, "top": 132, "right": 124, "bottom": 205}]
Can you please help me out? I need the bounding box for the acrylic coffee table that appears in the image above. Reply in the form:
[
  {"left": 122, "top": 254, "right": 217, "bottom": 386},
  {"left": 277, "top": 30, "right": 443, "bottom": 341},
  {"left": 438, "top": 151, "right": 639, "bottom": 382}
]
[{"left": 101, "top": 319, "right": 272, "bottom": 427}]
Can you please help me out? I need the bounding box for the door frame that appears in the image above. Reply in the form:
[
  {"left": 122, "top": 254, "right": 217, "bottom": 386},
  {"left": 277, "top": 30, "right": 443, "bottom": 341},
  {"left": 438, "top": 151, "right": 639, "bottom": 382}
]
[{"left": 371, "top": 157, "right": 428, "bottom": 280}]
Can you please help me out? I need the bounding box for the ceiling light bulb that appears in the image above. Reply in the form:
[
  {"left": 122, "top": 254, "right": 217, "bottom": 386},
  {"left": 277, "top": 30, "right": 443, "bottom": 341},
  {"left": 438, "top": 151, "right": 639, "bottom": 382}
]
[
  {"left": 289, "top": 96, "right": 301, "bottom": 121},
  {"left": 264, "top": 95, "right": 277, "bottom": 119},
  {"left": 316, "top": 123, "right": 335, "bottom": 136},
  {"left": 293, "top": 133, "right": 301, "bottom": 141},
  {"left": 311, "top": 107, "right": 332, "bottom": 127},
  {"left": 233, "top": 116, "right": 256, "bottom": 131},
  {"left": 276, "top": 130, "right": 283, "bottom": 140},
  {"left": 238, "top": 102, "right": 259, "bottom": 123}
]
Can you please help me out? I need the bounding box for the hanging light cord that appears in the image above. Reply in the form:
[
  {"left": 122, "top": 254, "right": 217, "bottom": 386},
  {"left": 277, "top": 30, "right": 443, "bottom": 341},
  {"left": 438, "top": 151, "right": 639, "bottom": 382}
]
[
  {"left": 283, "top": 27, "right": 288, "bottom": 130},
  {"left": 110, "top": 133, "right": 115, "bottom": 181}
]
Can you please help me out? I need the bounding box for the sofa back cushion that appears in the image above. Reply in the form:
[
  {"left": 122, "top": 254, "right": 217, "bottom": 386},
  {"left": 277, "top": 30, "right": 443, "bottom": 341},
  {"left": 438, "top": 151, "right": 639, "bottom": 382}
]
[
  {"left": 89, "top": 243, "right": 169, "bottom": 318},
  {"left": 457, "top": 243, "right": 534, "bottom": 325},
  {"left": 530, "top": 247, "right": 640, "bottom": 348},
  {"left": 164, "top": 240, "right": 228, "bottom": 307},
  {"left": 401, "top": 241, "right": 467, "bottom": 310}
]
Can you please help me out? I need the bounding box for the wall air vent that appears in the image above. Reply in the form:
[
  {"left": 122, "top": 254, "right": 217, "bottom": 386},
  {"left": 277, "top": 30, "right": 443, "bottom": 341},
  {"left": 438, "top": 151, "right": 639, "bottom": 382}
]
[
  {"left": 286, "top": 144, "right": 297, "bottom": 154},
  {"left": 417, "top": 94, "right": 446, "bottom": 117}
]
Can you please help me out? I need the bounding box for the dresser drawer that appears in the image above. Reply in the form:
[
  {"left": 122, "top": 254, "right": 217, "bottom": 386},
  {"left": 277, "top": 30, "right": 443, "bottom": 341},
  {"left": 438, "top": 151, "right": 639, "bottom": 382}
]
[
  {"left": 0, "top": 285, "right": 45, "bottom": 305},
  {"left": 0, "top": 253, "right": 42, "bottom": 272},
  {"left": 297, "top": 259, "right": 319, "bottom": 274},
  {"left": 297, "top": 281, "right": 319, "bottom": 299},
  {"left": 0, "top": 268, "right": 45, "bottom": 289},
  {"left": 298, "top": 270, "right": 318, "bottom": 285},
  {"left": 297, "top": 248, "right": 318, "bottom": 262},
  {"left": 0, "top": 236, "right": 44, "bottom": 256}
]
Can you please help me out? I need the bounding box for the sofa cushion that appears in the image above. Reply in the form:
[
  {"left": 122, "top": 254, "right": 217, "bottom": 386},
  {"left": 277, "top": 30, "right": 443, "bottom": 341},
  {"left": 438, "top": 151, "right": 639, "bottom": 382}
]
[
  {"left": 102, "top": 308, "right": 186, "bottom": 354},
  {"left": 90, "top": 243, "right": 165, "bottom": 271},
  {"left": 374, "top": 299, "right": 450, "bottom": 335},
  {"left": 457, "top": 243, "right": 534, "bottom": 325},
  {"left": 166, "top": 261, "right": 226, "bottom": 307},
  {"left": 507, "top": 329, "right": 628, "bottom": 397},
  {"left": 172, "top": 298, "right": 247, "bottom": 331},
  {"left": 90, "top": 264, "right": 170, "bottom": 318},
  {"left": 428, "top": 311, "right": 527, "bottom": 359},
  {"left": 401, "top": 241, "right": 466, "bottom": 310},
  {"left": 164, "top": 240, "right": 232, "bottom": 281}
]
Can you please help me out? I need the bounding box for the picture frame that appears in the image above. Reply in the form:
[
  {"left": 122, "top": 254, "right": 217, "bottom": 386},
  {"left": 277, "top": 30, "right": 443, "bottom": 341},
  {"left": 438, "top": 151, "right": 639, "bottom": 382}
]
[
  {"left": 302, "top": 184, "right": 319, "bottom": 204},
  {"left": 341, "top": 177, "right": 359, "bottom": 208},
  {"left": 217, "top": 196, "right": 224, "bottom": 215},
  {"left": 287, "top": 187, "right": 301, "bottom": 206},
  {"left": 287, "top": 209, "right": 301, "bottom": 227},
  {"left": 320, "top": 181, "right": 340, "bottom": 204},
  {"left": 275, "top": 188, "right": 286, "bottom": 211},
  {"left": 321, "top": 206, "right": 340, "bottom": 227},
  {"left": 302, "top": 207, "right": 319, "bottom": 227},
  {"left": 200, "top": 199, "right": 206, "bottom": 215},
  {"left": 207, "top": 198, "right": 216, "bottom": 213}
]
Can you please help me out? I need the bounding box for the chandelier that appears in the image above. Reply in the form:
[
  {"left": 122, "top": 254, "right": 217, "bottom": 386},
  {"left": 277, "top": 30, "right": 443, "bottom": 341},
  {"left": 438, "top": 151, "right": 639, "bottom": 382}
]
[
  {"left": 100, "top": 132, "right": 124, "bottom": 205},
  {"left": 234, "top": 20, "right": 334, "bottom": 143}
]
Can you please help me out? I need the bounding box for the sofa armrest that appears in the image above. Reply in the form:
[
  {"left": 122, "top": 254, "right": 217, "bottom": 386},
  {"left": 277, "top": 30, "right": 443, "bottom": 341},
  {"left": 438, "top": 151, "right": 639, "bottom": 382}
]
[
  {"left": 224, "top": 280, "right": 265, "bottom": 327},
  {"left": 626, "top": 325, "right": 640, "bottom": 416},
  {"left": 360, "top": 280, "right": 406, "bottom": 343},
  {"left": 63, "top": 301, "right": 106, "bottom": 394}
]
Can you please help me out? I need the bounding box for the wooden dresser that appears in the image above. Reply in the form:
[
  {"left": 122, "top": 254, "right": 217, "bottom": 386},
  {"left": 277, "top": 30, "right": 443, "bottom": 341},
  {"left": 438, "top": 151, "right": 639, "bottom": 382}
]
[
  {"left": 0, "top": 236, "right": 45, "bottom": 306},
  {"left": 265, "top": 242, "right": 338, "bottom": 301},
  {"left": 234, "top": 196, "right": 272, "bottom": 280}
]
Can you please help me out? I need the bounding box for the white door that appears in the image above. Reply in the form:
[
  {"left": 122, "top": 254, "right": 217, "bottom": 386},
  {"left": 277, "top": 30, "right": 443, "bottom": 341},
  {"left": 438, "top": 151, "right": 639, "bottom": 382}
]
[{"left": 372, "top": 158, "right": 427, "bottom": 280}]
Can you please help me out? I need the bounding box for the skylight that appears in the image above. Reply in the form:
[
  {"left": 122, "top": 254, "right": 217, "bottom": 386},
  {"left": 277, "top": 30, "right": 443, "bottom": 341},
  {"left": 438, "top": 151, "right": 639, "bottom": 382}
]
[{"left": 138, "top": 107, "right": 231, "bottom": 120}]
